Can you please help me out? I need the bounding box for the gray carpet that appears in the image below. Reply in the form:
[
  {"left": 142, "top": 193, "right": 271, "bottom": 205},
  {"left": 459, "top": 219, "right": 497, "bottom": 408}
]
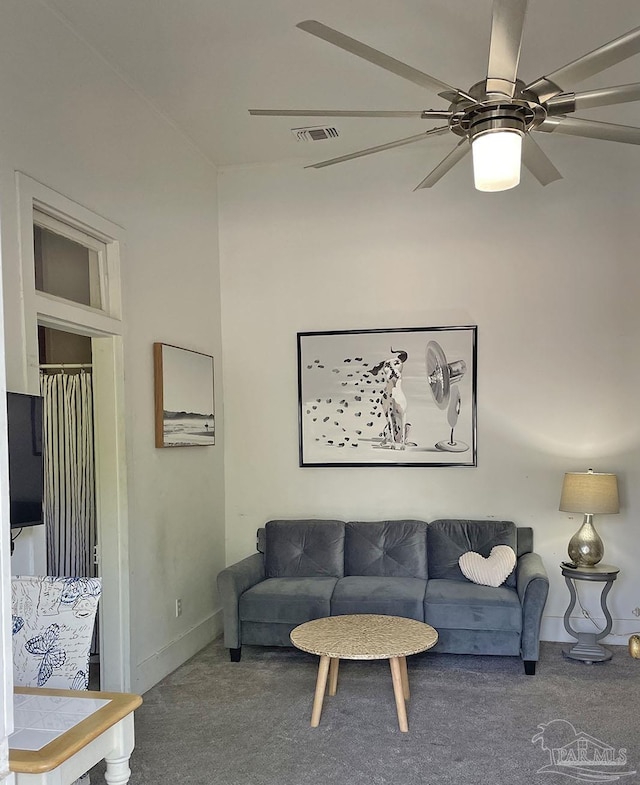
[{"left": 93, "top": 638, "right": 640, "bottom": 785}]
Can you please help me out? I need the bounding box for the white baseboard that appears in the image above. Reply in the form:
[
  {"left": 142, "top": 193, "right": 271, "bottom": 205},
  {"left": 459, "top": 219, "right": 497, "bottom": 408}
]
[
  {"left": 131, "top": 610, "right": 637, "bottom": 692},
  {"left": 541, "top": 615, "right": 640, "bottom": 645},
  {"left": 133, "top": 609, "right": 223, "bottom": 694}
]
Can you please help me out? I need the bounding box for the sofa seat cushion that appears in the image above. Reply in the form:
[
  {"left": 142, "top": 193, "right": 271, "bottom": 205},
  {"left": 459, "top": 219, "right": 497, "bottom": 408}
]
[
  {"left": 424, "top": 579, "right": 522, "bottom": 632},
  {"left": 345, "top": 520, "right": 428, "bottom": 578},
  {"left": 428, "top": 519, "right": 518, "bottom": 588},
  {"left": 240, "top": 577, "right": 338, "bottom": 625},
  {"left": 331, "top": 576, "right": 427, "bottom": 621},
  {"left": 265, "top": 519, "right": 345, "bottom": 578}
]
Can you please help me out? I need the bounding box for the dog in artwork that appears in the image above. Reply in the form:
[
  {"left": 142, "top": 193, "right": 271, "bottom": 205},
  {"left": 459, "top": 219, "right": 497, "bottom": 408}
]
[{"left": 370, "top": 348, "right": 409, "bottom": 449}]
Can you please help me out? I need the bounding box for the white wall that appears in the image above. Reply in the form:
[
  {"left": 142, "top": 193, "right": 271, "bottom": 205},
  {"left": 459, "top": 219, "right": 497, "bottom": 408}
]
[
  {"left": 0, "top": 0, "right": 225, "bottom": 692},
  {"left": 0, "top": 206, "right": 15, "bottom": 780},
  {"left": 218, "top": 134, "right": 640, "bottom": 645}
]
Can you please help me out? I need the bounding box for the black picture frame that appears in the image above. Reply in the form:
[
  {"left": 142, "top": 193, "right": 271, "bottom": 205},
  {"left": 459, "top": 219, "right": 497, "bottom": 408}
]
[{"left": 297, "top": 325, "right": 477, "bottom": 467}]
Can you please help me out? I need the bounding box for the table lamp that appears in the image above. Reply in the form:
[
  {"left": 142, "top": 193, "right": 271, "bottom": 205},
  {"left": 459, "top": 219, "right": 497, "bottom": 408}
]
[{"left": 559, "top": 469, "right": 619, "bottom": 567}]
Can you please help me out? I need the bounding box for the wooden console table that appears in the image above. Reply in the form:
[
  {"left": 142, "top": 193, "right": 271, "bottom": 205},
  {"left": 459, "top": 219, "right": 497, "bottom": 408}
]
[{"left": 10, "top": 687, "right": 142, "bottom": 785}]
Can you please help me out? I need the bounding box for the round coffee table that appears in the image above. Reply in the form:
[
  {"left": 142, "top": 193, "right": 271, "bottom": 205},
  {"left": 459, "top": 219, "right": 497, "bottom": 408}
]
[{"left": 290, "top": 614, "right": 438, "bottom": 732}]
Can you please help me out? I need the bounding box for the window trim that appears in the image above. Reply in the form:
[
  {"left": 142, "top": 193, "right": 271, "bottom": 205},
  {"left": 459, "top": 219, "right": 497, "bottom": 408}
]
[{"left": 17, "top": 175, "right": 123, "bottom": 333}]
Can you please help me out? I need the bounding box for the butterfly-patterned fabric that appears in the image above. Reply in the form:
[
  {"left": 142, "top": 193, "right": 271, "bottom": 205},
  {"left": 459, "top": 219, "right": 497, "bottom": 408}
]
[{"left": 11, "top": 576, "right": 101, "bottom": 689}]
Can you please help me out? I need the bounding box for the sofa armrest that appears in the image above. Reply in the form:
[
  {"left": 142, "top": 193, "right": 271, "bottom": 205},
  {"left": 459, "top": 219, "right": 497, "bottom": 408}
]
[
  {"left": 217, "top": 553, "right": 265, "bottom": 649},
  {"left": 516, "top": 552, "right": 549, "bottom": 662}
]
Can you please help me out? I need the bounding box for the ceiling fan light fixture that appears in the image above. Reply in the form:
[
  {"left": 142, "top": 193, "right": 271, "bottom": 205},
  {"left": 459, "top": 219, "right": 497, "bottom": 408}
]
[
  {"left": 266, "top": 14, "right": 640, "bottom": 190},
  {"left": 471, "top": 128, "right": 523, "bottom": 192}
]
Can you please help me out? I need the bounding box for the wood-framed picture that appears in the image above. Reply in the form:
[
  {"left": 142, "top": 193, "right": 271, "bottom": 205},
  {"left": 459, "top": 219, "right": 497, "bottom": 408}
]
[
  {"left": 297, "top": 326, "right": 477, "bottom": 467},
  {"left": 153, "top": 343, "right": 215, "bottom": 448}
]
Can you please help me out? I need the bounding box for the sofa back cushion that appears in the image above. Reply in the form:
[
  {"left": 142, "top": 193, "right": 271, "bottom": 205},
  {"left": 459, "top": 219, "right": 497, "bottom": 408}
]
[
  {"left": 265, "top": 519, "right": 345, "bottom": 578},
  {"left": 345, "top": 520, "right": 428, "bottom": 579},
  {"left": 427, "top": 519, "right": 517, "bottom": 587},
  {"left": 516, "top": 526, "right": 533, "bottom": 557}
]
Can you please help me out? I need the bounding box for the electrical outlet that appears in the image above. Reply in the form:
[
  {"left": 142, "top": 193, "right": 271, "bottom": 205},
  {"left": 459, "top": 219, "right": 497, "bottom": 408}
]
[{"left": 175, "top": 598, "right": 182, "bottom": 617}]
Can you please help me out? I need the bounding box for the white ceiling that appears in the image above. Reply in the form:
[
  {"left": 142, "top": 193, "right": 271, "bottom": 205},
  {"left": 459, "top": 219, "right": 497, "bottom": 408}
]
[{"left": 43, "top": 0, "right": 640, "bottom": 171}]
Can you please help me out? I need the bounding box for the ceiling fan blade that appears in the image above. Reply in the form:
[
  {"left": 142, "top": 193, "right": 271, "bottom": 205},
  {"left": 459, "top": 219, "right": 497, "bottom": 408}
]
[
  {"left": 521, "top": 135, "right": 562, "bottom": 185},
  {"left": 249, "top": 109, "right": 452, "bottom": 119},
  {"left": 538, "top": 116, "right": 640, "bottom": 145},
  {"left": 486, "top": 0, "right": 529, "bottom": 97},
  {"left": 413, "top": 139, "right": 470, "bottom": 189},
  {"left": 297, "top": 20, "right": 470, "bottom": 100},
  {"left": 546, "top": 83, "right": 640, "bottom": 115},
  {"left": 525, "top": 25, "right": 640, "bottom": 102},
  {"left": 305, "top": 126, "right": 450, "bottom": 169}
]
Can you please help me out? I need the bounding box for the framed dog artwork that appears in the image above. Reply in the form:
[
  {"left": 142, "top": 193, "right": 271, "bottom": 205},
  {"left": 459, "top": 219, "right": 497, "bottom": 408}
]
[{"left": 297, "top": 326, "right": 477, "bottom": 467}]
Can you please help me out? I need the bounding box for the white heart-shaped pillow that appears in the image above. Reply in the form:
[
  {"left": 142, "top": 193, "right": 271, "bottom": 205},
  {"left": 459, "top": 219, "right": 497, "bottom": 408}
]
[{"left": 458, "top": 545, "right": 516, "bottom": 587}]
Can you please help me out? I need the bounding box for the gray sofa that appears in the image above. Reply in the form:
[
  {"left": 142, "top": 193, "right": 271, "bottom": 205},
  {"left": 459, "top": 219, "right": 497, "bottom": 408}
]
[{"left": 217, "top": 518, "right": 549, "bottom": 674}]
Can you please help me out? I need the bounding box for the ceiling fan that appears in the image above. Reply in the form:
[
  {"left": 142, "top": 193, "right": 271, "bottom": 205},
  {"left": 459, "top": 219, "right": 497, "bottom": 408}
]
[{"left": 249, "top": 1, "right": 640, "bottom": 191}]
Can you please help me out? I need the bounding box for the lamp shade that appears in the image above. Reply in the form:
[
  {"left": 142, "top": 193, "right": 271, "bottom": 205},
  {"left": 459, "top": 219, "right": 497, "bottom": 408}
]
[
  {"left": 471, "top": 130, "right": 522, "bottom": 192},
  {"left": 559, "top": 471, "right": 619, "bottom": 515}
]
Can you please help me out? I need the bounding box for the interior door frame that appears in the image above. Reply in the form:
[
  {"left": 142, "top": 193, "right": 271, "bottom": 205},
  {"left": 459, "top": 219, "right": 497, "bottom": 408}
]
[{"left": 17, "top": 173, "right": 131, "bottom": 691}]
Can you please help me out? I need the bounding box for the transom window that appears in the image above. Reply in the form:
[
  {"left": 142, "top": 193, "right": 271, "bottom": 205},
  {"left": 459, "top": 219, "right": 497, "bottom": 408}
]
[{"left": 33, "top": 210, "right": 108, "bottom": 312}]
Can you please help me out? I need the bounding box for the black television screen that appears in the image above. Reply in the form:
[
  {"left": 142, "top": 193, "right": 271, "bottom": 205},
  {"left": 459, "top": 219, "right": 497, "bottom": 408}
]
[{"left": 6, "top": 392, "right": 44, "bottom": 529}]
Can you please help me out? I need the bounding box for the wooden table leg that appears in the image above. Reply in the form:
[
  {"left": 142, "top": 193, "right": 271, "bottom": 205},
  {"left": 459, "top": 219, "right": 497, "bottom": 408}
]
[
  {"left": 311, "top": 655, "right": 331, "bottom": 727},
  {"left": 389, "top": 657, "right": 409, "bottom": 733},
  {"left": 328, "top": 657, "right": 340, "bottom": 696},
  {"left": 399, "top": 655, "right": 410, "bottom": 701}
]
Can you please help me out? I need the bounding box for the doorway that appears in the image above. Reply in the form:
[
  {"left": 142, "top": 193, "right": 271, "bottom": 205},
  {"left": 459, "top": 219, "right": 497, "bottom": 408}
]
[
  {"left": 19, "top": 173, "right": 131, "bottom": 691},
  {"left": 34, "top": 323, "right": 130, "bottom": 690},
  {"left": 39, "top": 326, "right": 100, "bottom": 685}
]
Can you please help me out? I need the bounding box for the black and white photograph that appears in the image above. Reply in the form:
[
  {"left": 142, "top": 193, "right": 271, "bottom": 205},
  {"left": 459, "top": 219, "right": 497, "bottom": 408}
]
[
  {"left": 154, "top": 343, "right": 215, "bottom": 448},
  {"left": 298, "top": 326, "right": 477, "bottom": 467}
]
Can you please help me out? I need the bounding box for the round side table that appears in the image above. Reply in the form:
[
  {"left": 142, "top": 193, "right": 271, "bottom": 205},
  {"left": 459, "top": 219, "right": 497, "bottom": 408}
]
[{"left": 560, "top": 562, "right": 619, "bottom": 664}]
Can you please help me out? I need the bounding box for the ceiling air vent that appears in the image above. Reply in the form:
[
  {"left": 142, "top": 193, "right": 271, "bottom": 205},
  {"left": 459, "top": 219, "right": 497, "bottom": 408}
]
[{"left": 291, "top": 126, "right": 340, "bottom": 142}]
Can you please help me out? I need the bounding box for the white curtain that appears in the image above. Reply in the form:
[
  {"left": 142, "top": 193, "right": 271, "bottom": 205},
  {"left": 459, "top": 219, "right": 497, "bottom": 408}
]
[{"left": 40, "top": 371, "right": 96, "bottom": 578}]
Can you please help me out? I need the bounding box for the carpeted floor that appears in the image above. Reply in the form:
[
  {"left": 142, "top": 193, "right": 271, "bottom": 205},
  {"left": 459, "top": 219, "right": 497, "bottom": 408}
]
[{"left": 94, "top": 637, "right": 640, "bottom": 785}]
